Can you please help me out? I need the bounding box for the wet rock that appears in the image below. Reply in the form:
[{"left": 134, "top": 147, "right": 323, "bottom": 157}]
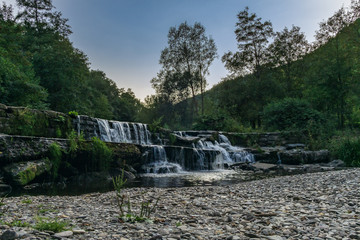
[
  {"left": 0, "top": 230, "right": 16, "bottom": 240},
  {"left": 3, "top": 159, "right": 51, "bottom": 185}
]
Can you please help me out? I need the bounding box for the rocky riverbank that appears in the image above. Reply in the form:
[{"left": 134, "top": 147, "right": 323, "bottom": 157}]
[{"left": 1, "top": 168, "right": 359, "bottom": 240}]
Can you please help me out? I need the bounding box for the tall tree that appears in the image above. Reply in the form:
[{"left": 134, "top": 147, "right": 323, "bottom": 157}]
[
  {"left": 153, "top": 22, "right": 217, "bottom": 115},
  {"left": 16, "top": 0, "right": 71, "bottom": 36},
  {"left": 307, "top": 7, "right": 356, "bottom": 128},
  {"left": 222, "top": 7, "right": 273, "bottom": 79},
  {"left": 268, "top": 25, "right": 309, "bottom": 94}
]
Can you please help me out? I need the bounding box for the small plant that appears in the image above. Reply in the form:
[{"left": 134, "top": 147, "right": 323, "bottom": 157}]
[
  {"left": 67, "top": 130, "right": 84, "bottom": 157},
  {"left": 33, "top": 217, "right": 69, "bottom": 233},
  {"left": 48, "top": 142, "right": 62, "bottom": 179},
  {"left": 113, "top": 170, "right": 159, "bottom": 222},
  {"left": 7, "top": 220, "right": 30, "bottom": 227},
  {"left": 0, "top": 196, "right": 7, "bottom": 216},
  {"left": 149, "top": 116, "right": 164, "bottom": 133},
  {"left": 37, "top": 205, "right": 59, "bottom": 214},
  {"left": 56, "top": 115, "right": 66, "bottom": 123},
  {"left": 21, "top": 198, "right": 32, "bottom": 204},
  {"left": 90, "top": 137, "right": 112, "bottom": 171},
  {"left": 68, "top": 111, "right": 79, "bottom": 118}
]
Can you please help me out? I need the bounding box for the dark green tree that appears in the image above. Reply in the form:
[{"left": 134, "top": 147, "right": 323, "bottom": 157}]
[
  {"left": 0, "top": 3, "right": 48, "bottom": 108},
  {"left": 268, "top": 25, "right": 309, "bottom": 94},
  {"left": 222, "top": 7, "right": 273, "bottom": 79},
  {"left": 153, "top": 22, "right": 217, "bottom": 115}
]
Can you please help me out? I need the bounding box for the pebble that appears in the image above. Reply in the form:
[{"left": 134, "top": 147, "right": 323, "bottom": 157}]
[
  {"left": 54, "top": 231, "right": 73, "bottom": 238},
  {"left": 0, "top": 169, "right": 359, "bottom": 239}
]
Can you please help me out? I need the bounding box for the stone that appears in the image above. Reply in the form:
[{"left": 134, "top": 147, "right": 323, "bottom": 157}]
[
  {"left": 3, "top": 159, "right": 51, "bottom": 185},
  {"left": 53, "top": 231, "right": 73, "bottom": 238},
  {"left": 0, "top": 230, "right": 17, "bottom": 240}
]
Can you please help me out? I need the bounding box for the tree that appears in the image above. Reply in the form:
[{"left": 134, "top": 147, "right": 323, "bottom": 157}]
[
  {"left": 306, "top": 8, "right": 357, "bottom": 128},
  {"left": 153, "top": 22, "right": 217, "bottom": 115},
  {"left": 16, "top": 0, "right": 71, "bottom": 37},
  {"left": 0, "top": 3, "right": 48, "bottom": 108},
  {"left": 222, "top": 7, "right": 273, "bottom": 79},
  {"left": 268, "top": 25, "right": 309, "bottom": 94}
]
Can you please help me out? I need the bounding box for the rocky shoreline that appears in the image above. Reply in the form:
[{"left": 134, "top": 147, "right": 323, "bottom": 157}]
[{"left": 1, "top": 168, "right": 359, "bottom": 240}]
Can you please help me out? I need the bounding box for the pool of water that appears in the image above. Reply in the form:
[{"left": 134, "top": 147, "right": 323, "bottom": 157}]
[{"left": 9, "top": 170, "right": 253, "bottom": 196}]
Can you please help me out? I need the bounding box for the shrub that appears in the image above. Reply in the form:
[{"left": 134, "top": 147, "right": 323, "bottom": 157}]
[
  {"left": 48, "top": 143, "right": 62, "bottom": 179},
  {"left": 263, "top": 98, "right": 325, "bottom": 131},
  {"left": 89, "top": 137, "right": 112, "bottom": 171},
  {"left": 68, "top": 111, "right": 79, "bottom": 118},
  {"left": 33, "top": 217, "right": 69, "bottom": 233},
  {"left": 330, "top": 136, "right": 360, "bottom": 167}
]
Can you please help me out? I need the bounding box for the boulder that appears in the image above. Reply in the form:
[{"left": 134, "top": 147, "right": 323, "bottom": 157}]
[{"left": 3, "top": 159, "right": 51, "bottom": 185}]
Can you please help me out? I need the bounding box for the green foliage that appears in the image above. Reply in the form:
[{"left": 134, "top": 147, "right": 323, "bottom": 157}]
[
  {"left": 18, "top": 167, "right": 37, "bottom": 185},
  {"left": 89, "top": 137, "right": 112, "bottom": 172},
  {"left": 0, "top": 1, "right": 142, "bottom": 121},
  {"left": 67, "top": 130, "right": 84, "bottom": 155},
  {"left": 33, "top": 217, "right": 69, "bottom": 233},
  {"left": 0, "top": 195, "right": 7, "bottom": 216},
  {"left": 148, "top": 116, "right": 163, "bottom": 133},
  {"left": 68, "top": 111, "right": 78, "bottom": 118},
  {"left": 330, "top": 135, "right": 360, "bottom": 167},
  {"left": 263, "top": 98, "right": 325, "bottom": 131},
  {"left": 21, "top": 198, "right": 32, "bottom": 204},
  {"left": 6, "top": 220, "right": 30, "bottom": 227},
  {"left": 48, "top": 142, "right": 62, "bottom": 179}
]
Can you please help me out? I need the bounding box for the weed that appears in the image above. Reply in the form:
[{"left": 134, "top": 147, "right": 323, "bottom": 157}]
[
  {"left": 113, "top": 170, "right": 159, "bottom": 222},
  {"left": 6, "top": 220, "right": 30, "bottom": 227},
  {"left": 33, "top": 217, "right": 69, "bottom": 233},
  {"left": 48, "top": 142, "right": 62, "bottom": 179},
  {"left": 0, "top": 196, "right": 7, "bottom": 216},
  {"left": 90, "top": 137, "right": 112, "bottom": 171},
  {"left": 21, "top": 198, "right": 32, "bottom": 204}
]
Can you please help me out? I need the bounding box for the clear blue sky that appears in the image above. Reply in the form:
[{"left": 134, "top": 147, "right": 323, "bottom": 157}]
[{"left": 4, "top": 0, "right": 352, "bottom": 101}]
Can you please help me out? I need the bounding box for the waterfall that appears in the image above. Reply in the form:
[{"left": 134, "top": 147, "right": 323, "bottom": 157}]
[
  {"left": 142, "top": 146, "right": 183, "bottom": 174},
  {"left": 96, "top": 119, "right": 152, "bottom": 145},
  {"left": 92, "top": 117, "right": 255, "bottom": 174}
]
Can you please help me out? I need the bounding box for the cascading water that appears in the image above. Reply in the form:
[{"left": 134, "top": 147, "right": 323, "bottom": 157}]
[
  {"left": 142, "top": 146, "right": 183, "bottom": 174},
  {"left": 92, "top": 117, "right": 254, "bottom": 173},
  {"left": 96, "top": 119, "right": 152, "bottom": 145},
  {"left": 177, "top": 132, "right": 255, "bottom": 170}
]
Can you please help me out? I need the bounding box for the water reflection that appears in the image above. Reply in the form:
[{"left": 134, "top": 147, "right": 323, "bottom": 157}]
[
  {"left": 127, "top": 170, "right": 242, "bottom": 188},
  {"left": 10, "top": 170, "right": 245, "bottom": 196}
]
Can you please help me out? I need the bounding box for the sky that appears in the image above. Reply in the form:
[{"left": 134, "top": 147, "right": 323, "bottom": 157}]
[{"left": 4, "top": 0, "right": 353, "bottom": 101}]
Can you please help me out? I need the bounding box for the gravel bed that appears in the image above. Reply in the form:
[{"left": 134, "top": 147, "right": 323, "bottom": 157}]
[{"left": 1, "top": 169, "right": 359, "bottom": 240}]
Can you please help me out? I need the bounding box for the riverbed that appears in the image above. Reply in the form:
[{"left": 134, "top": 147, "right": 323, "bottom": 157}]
[{"left": 1, "top": 168, "right": 359, "bottom": 239}]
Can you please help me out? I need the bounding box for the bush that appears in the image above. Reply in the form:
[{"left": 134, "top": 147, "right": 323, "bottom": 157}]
[
  {"left": 89, "top": 137, "right": 113, "bottom": 171},
  {"left": 193, "top": 114, "right": 246, "bottom": 132},
  {"left": 330, "top": 136, "right": 360, "bottom": 167},
  {"left": 263, "top": 98, "right": 325, "bottom": 131},
  {"left": 48, "top": 143, "right": 62, "bottom": 179},
  {"left": 33, "top": 217, "right": 69, "bottom": 233},
  {"left": 263, "top": 98, "right": 333, "bottom": 150}
]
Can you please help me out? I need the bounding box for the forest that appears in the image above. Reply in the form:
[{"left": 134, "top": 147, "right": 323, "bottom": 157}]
[{"left": 1, "top": 1, "right": 360, "bottom": 164}]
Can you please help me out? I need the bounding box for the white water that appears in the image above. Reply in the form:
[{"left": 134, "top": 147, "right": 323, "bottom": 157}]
[
  {"left": 177, "top": 132, "right": 255, "bottom": 170},
  {"left": 142, "top": 146, "right": 183, "bottom": 174},
  {"left": 94, "top": 118, "right": 254, "bottom": 173},
  {"left": 96, "top": 119, "right": 152, "bottom": 145}
]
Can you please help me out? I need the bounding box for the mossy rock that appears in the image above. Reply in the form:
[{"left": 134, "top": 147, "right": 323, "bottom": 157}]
[
  {"left": 3, "top": 159, "right": 51, "bottom": 185},
  {"left": 0, "top": 105, "right": 73, "bottom": 138}
]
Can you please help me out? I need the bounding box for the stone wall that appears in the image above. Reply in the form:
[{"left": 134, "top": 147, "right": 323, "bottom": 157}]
[
  {"left": 223, "top": 132, "right": 306, "bottom": 147},
  {"left": 0, "top": 134, "right": 142, "bottom": 188},
  {"left": 0, "top": 104, "right": 73, "bottom": 138}
]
